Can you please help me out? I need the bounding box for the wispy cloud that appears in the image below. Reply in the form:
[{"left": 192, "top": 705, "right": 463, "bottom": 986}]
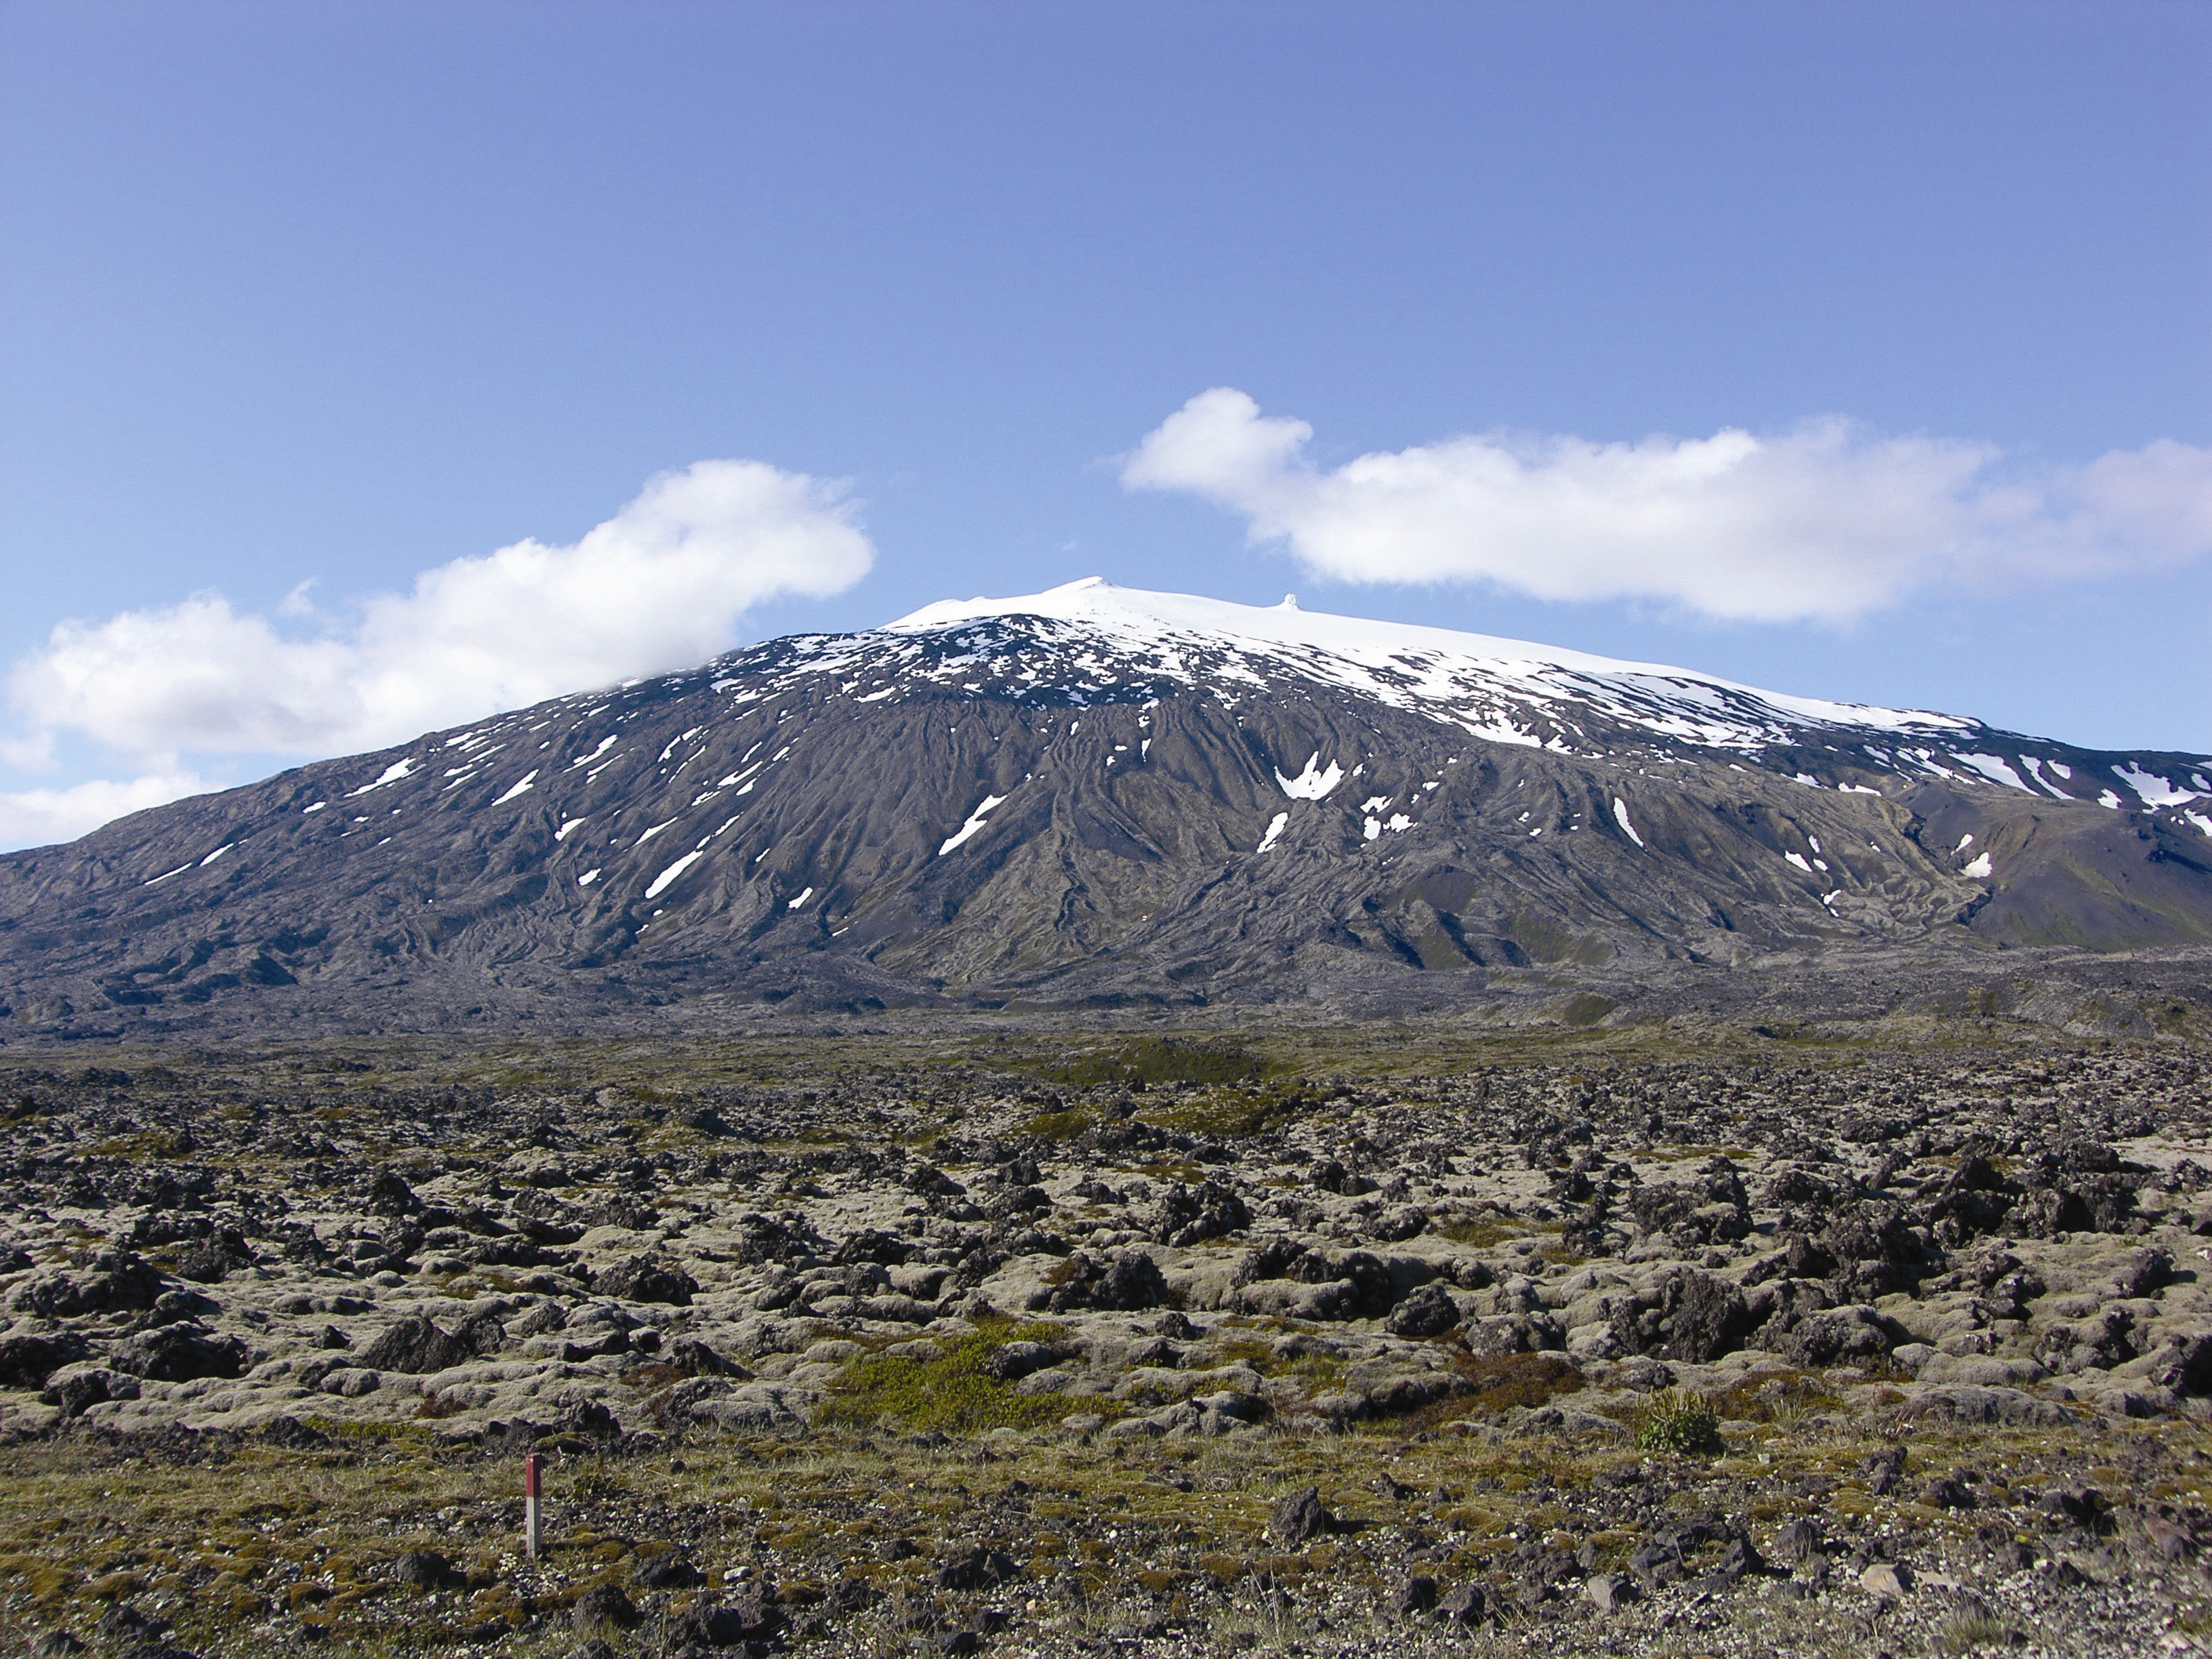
[
  {"left": 1124, "top": 388, "right": 2212, "bottom": 623},
  {"left": 2, "top": 459, "right": 874, "bottom": 848},
  {"left": 0, "top": 770, "right": 220, "bottom": 853}
]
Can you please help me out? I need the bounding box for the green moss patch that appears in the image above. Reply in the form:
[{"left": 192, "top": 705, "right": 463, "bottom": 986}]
[
  {"left": 815, "top": 1321, "right": 1080, "bottom": 1435},
  {"left": 1025, "top": 1039, "right": 1269, "bottom": 1089}
]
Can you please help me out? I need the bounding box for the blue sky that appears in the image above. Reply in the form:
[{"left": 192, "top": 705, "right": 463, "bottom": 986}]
[{"left": 2, "top": 1, "right": 2207, "bottom": 847}]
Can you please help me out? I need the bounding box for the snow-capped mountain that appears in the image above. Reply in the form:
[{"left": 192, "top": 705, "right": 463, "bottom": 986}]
[{"left": 3, "top": 579, "right": 2209, "bottom": 1034}]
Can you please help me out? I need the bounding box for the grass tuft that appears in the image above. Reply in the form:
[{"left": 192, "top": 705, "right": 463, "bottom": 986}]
[
  {"left": 1634, "top": 1387, "right": 1723, "bottom": 1455},
  {"left": 1936, "top": 1610, "right": 2024, "bottom": 1653}
]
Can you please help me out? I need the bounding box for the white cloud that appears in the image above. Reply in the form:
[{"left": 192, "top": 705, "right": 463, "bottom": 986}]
[
  {"left": 1, "top": 458, "right": 874, "bottom": 849},
  {"left": 0, "top": 771, "right": 219, "bottom": 852},
  {"left": 1123, "top": 388, "right": 2212, "bottom": 623}
]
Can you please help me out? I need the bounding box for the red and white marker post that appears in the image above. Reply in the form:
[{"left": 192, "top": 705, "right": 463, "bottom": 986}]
[{"left": 523, "top": 1452, "right": 542, "bottom": 1560}]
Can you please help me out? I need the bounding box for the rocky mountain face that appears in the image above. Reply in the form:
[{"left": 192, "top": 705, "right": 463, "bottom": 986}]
[{"left": 3, "top": 579, "right": 2210, "bottom": 1036}]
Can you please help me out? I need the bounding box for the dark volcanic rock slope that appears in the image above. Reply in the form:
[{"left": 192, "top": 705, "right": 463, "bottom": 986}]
[{"left": 3, "top": 580, "right": 2211, "bottom": 1030}]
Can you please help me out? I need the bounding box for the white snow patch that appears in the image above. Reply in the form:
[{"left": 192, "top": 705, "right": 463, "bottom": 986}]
[
  {"left": 939, "top": 794, "right": 1009, "bottom": 855},
  {"left": 347, "top": 758, "right": 416, "bottom": 796},
  {"left": 1385, "top": 813, "right": 1413, "bottom": 833},
  {"left": 1258, "top": 811, "right": 1290, "bottom": 853},
  {"left": 1360, "top": 794, "right": 1392, "bottom": 813},
  {"left": 1953, "top": 753, "right": 2030, "bottom": 791},
  {"left": 2100, "top": 790, "right": 2123, "bottom": 809},
  {"left": 493, "top": 770, "right": 538, "bottom": 804},
  {"left": 302, "top": 801, "right": 327, "bottom": 813},
  {"left": 2018, "top": 756, "right": 2070, "bottom": 798},
  {"left": 2116, "top": 764, "right": 2200, "bottom": 807},
  {"left": 199, "top": 843, "right": 232, "bottom": 867},
  {"left": 1839, "top": 783, "right": 1881, "bottom": 795},
  {"left": 578, "top": 869, "right": 600, "bottom": 886},
  {"left": 1785, "top": 851, "right": 1813, "bottom": 873},
  {"left": 787, "top": 886, "right": 814, "bottom": 909},
  {"left": 555, "top": 817, "right": 588, "bottom": 842},
  {"left": 143, "top": 863, "right": 192, "bottom": 886},
  {"left": 1963, "top": 852, "right": 1994, "bottom": 878},
  {"left": 636, "top": 819, "right": 678, "bottom": 846},
  {"left": 2186, "top": 812, "right": 2212, "bottom": 839},
  {"left": 1612, "top": 797, "right": 1644, "bottom": 847},
  {"left": 645, "top": 849, "right": 705, "bottom": 899},
  {"left": 569, "top": 735, "right": 618, "bottom": 769},
  {"left": 1362, "top": 817, "right": 1381, "bottom": 842},
  {"left": 1461, "top": 714, "right": 1542, "bottom": 747},
  {"left": 1275, "top": 753, "right": 1346, "bottom": 800},
  {"left": 2049, "top": 761, "right": 2072, "bottom": 778},
  {"left": 1954, "top": 834, "right": 1974, "bottom": 852}
]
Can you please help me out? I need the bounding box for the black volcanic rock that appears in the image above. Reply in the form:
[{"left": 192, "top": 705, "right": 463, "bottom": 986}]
[
  {"left": 358, "top": 1317, "right": 474, "bottom": 1375},
  {"left": 596, "top": 1253, "right": 697, "bottom": 1305},
  {"left": 0, "top": 1332, "right": 87, "bottom": 1390},
  {"left": 108, "top": 1325, "right": 250, "bottom": 1383},
  {"left": 3, "top": 580, "right": 2210, "bottom": 1035}
]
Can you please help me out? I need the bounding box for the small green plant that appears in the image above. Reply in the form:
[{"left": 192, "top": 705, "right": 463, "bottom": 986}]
[{"left": 1634, "top": 1387, "right": 1722, "bottom": 1455}]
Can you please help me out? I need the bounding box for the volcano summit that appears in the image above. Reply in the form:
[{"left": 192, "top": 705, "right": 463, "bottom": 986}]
[{"left": 4, "top": 579, "right": 2211, "bottom": 1035}]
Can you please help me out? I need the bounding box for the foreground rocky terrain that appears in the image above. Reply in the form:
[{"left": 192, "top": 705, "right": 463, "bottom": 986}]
[{"left": 1, "top": 1020, "right": 2211, "bottom": 1656}]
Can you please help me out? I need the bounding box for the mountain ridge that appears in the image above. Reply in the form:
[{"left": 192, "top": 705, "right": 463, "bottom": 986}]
[{"left": 3, "top": 579, "right": 2210, "bottom": 1037}]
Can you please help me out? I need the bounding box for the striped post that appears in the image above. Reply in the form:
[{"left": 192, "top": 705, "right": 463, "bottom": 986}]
[{"left": 524, "top": 1453, "right": 542, "bottom": 1560}]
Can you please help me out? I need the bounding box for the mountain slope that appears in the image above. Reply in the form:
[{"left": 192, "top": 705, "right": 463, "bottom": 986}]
[{"left": 3, "top": 579, "right": 2211, "bottom": 1033}]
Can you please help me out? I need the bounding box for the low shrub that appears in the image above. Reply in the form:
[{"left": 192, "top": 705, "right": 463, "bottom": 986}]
[
  {"left": 1446, "top": 1352, "right": 1584, "bottom": 1415},
  {"left": 1710, "top": 1367, "right": 1841, "bottom": 1425}
]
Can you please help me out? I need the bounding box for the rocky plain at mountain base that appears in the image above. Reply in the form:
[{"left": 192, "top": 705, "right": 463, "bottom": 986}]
[{"left": 1, "top": 1020, "right": 2211, "bottom": 1657}]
